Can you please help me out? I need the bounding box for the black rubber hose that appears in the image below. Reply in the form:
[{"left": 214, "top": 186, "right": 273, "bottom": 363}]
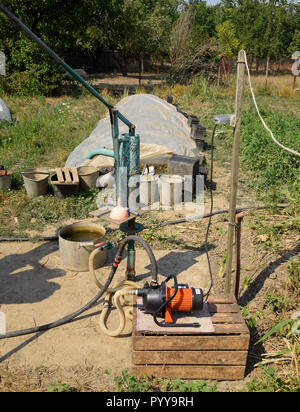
[
  {"left": 116, "top": 235, "right": 158, "bottom": 284},
  {"left": 156, "top": 204, "right": 289, "bottom": 228},
  {"left": 0, "top": 256, "right": 118, "bottom": 339},
  {"left": 0, "top": 235, "right": 157, "bottom": 339},
  {"left": 0, "top": 236, "right": 58, "bottom": 242}
]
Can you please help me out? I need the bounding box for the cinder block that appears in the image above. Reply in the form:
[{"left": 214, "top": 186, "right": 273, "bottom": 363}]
[
  {"left": 167, "top": 154, "right": 200, "bottom": 178},
  {"left": 190, "top": 124, "right": 206, "bottom": 140},
  {"left": 187, "top": 115, "right": 199, "bottom": 126},
  {"left": 194, "top": 139, "right": 205, "bottom": 152}
]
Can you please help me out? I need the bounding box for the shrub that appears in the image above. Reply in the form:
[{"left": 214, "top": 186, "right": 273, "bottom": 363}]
[{"left": 0, "top": 37, "right": 61, "bottom": 96}]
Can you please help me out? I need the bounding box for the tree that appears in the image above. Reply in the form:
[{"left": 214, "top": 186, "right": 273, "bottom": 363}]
[
  {"left": 216, "top": 20, "right": 240, "bottom": 79},
  {"left": 0, "top": 0, "right": 100, "bottom": 94},
  {"left": 288, "top": 30, "right": 300, "bottom": 57}
]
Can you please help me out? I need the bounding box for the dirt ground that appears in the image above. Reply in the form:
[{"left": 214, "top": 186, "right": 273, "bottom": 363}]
[
  {"left": 0, "top": 240, "right": 212, "bottom": 371},
  {"left": 0, "top": 189, "right": 298, "bottom": 392},
  {"left": 0, "top": 170, "right": 274, "bottom": 393}
]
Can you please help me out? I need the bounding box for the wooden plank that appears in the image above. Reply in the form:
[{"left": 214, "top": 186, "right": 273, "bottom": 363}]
[
  {"left": 132, "top": 365, "right": 246, "bottom": 380},
  {"left": 213, "top": 323, "right": 249, "bottom": 334},
  {"left": 55, "top": 168, "right": 64, "bottom": 182},
  {"left": 210, "top": 312, "right": 244, "bottom": 323},
  {"left": 133, "top": 350, "right": 248, "bottom": 366},
  {"left": 70, "top": 167, "right": 79, "bottom": 183},
  {"left": 133, "top": 335, "right": 250, "bottom": 351},
  {"left": 62, "top": 167, "right": 72, "bottom": 183},
  {"left": 207, "top": 303, "right": 240, "bottom": 313},
  {"left": 206, "top": 294, "right": 237, "bottom": 304}
]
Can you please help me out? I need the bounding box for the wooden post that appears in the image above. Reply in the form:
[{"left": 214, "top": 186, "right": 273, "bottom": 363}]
[
  {"left": 225, "top": 50, "right": 246, "bottom": 294},
  {"left": 293, "top": 75, "right": 296, "bottom": 90},
  {"left": 234, "top": 212, "right": 244, "bottom": 300}
]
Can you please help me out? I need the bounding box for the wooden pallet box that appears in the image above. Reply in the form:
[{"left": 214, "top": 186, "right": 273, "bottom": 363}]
[{"left": 132, "top": 294, "right": 250, "bottom": 381}]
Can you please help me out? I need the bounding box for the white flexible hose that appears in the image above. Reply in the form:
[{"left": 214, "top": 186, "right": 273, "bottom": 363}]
[
  {"left": 89, "top": 248, "right": 140, "bottom": 337},
  {"left": 99, "top": 286, "right": 137, "bottom": 337}
]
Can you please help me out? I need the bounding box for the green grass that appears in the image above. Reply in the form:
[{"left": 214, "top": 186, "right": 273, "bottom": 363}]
[
  {"left": 0, "top": 95, "right": 107, "bottom": 173},
  {"left": 0, "top": 94, "right": 110, "bottom": 237}
]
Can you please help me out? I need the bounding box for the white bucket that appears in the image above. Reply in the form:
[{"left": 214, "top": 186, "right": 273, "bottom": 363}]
[
  {"left": 139, "top": 175, "right": 159, "bottom": 210},
  {"left": 159, "top": 174, "right": 183, "bottom": 210}
]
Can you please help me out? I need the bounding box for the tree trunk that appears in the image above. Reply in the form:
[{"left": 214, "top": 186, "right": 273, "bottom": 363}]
[
  {"left": 265, "top": 56, "right": 270, "bottom": 88},
  {"left": 141, "top": 52, "right": 144, "bottom": 75},
  {"left": 139, "top": 54, "right": 142, "bottom": 87},
  {"left": 117, "top": 52, "right": 128, "bottom": 76},
  {"left": 255, "top": 58, "right": 259, "bottom": 74}
]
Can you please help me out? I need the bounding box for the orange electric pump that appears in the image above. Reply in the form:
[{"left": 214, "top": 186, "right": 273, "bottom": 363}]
[{"left": 137, "top": 275, "right": 203, "bottom": 327}]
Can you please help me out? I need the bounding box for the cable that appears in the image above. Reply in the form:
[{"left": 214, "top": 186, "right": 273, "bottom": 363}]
[
  {"left": 243, "top": 50, "right": 300, "bottom": 158},
  {"left": 0, "top": 236, "right": 58, "bottom": 242},
  {"left": 155, "top": 204, "right": 288, "bottom": 228}
]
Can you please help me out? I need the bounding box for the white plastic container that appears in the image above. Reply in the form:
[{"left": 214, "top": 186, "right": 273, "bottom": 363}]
[
  {"left": 139, "top": 174, "right": 159, "bottom": 210},
  {"left": 159, "top": 174, "right": 183, "bottom": 210}
]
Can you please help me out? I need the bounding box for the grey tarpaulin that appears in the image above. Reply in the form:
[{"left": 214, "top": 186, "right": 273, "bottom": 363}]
[
  {"left": 0, "top": 98, "right": 12, "bottom": 122},
  {"left": 65, "top": 94, "right": 198, "bottom": 168}
]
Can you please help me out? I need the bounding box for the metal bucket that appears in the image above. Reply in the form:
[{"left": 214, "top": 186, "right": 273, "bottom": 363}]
[
  {"left": 58, "top": 222, "right": 106, "bottom": 272},
  {"left": 0, "top": 171, "right": 12, "bottom": 190},
  {"left": 78, "top": 166, "right": 99, "bottom": 191},
  {"left": 22, "top": 169, "right": 49, "bottom": 197},
  {"left": 159, "top": 174, "right": 183, "bottom": 210}
]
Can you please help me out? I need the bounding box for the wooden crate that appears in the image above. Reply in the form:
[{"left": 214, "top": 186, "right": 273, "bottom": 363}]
[
  {"left": 132, "top": 294, "right": 250, "bottom": 381},
  {"left": 51, "top": 167, "right": 79, "bottom": 185}
]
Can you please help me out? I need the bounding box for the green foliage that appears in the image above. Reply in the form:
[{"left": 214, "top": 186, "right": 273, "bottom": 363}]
[
  {"left": 114, "top": 370, "right": 151, "bottom": 392},
  {"left": 264, "top": 293, "right": 296, "bottom": 314},
  {"left": 114, "top": 369, "right": 218, "bottom": 392},
  {"left": 47, "top": 379, "right": 76, "bottom": 392},
  {"left": 216, "top": 20, "right": 240, "bottom": 57},
  {"left": 0, "top": 37, "right": 61, "bottom": 95},
  {"left": 240, "top": 303, "right": 263, "bottom": 329},
  {"left": 162, "top": 377, "right": 217, "bottom": 392},
  {"left": 239, "top": 105, "right": 300, "bottom": 197},
  {"left": 256, "top": 318, "right": 298, "bottom": 344},
  {"left": 246, "top": 366, "right": 299, "bottom": 392},
  {"left": 286, "top": 259, "right": 300, "bottom": 295}
]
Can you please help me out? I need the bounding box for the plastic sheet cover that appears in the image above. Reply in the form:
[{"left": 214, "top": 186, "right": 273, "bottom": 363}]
[{"left": 65, "top": 94, "right": 197, "bottom": 168}]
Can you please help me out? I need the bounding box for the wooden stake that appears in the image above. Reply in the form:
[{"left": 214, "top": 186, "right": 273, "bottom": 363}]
[
  {"left": 234, "top": 212, "right": 244, "bottom": 300},
  {"left": 225, "top": 50, "right": 246, "bottom": 294}
]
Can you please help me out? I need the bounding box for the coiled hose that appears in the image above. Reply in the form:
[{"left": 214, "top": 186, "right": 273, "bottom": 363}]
[
  {"left": 0, "top": 235, "right": 157, "bottom": 339},
  {"left": 89, "top": 235, "right": 158, "bottom": 337}
]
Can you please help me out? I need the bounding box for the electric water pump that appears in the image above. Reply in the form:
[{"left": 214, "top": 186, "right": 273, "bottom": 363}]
[{"left": 137, "top": 275, "right": 203, "bottom": 328}]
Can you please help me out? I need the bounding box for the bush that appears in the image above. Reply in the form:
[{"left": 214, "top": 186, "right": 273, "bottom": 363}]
[{"left": 0, "top": 37, "right": 61, "bottom": 96}]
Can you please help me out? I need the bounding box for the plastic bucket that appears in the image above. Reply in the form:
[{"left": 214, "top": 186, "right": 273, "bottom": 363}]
[
  {"left": 22, "top": 169, "right": 49, "bottom": 197},
  {"left": 159, "top": 174, "right": 183, "bottom": 210},
  {"left": 58, "top": 222, "right": 106, "bottom": 272},
  {"left": 78, "top": 166, "right": 99, "bottom": 191},
  {"left": 0, "top": 171, "right": 12, "bottom": 190},
  {"left": 140, "top": 175, "right": 159, "bottom": 210},
  {"left": 50, "top": 173, "right": 79, "bottom": 199}
]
